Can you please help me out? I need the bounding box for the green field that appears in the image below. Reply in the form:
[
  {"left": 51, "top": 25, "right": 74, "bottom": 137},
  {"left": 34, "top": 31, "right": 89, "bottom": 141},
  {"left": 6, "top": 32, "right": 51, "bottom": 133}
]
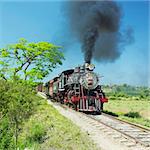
[
  {"left": 102, "top": 84, "right": 150, "bottom": 128},
  {"left": 104, "top": 99, "right": 150, "bottom": 128}
]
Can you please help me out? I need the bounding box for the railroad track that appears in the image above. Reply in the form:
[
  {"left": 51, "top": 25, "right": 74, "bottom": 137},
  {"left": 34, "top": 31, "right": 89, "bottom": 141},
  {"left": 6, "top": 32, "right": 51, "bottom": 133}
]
[
  {"left": 58, "top": 104, "right": 150, "bottom": 149},
  {"left": 38, "top": 92, "right": 150, "bottom": 149},
  {"left": 59, "top": 103, "right": 150, "bottom": 148},
  {"left": 102, "top": 112, "right": 150, "bottom": 132},
  {"left": 83, "top": 113, "right": 150, "bottom": 148},
  {"left": 102, "top": 112, "right": 150, "bottom": 131}
]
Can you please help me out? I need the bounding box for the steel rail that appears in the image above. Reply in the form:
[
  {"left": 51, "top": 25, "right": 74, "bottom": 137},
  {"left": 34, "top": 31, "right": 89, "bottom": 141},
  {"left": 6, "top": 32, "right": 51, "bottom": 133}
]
[
  {"left": 83, "top": 113, "right": 150, "bottom": 147},
  {"left": 55, "top": 101, "right": 150, "bottom": 147},
  {"left": 102, "top": 112, "right": 150, "bottom": 132}
]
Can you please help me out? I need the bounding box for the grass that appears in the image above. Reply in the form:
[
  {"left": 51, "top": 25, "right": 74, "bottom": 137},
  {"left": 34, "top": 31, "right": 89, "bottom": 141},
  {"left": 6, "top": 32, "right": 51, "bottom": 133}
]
[
  {"left": 18, "top": 98, "right": 98, "bottom": 150},
  {"left": 119, "top": 116, "right": 150, "bottom": 128},
  {"left": 104, "top": 99, "right": 150, "bottom": 128}
]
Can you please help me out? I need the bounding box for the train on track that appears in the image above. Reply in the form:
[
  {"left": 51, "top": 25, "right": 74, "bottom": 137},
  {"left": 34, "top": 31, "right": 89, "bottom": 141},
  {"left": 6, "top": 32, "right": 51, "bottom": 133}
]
[{"left": 37, "top": 63, "right": 108, "bottom": 114}]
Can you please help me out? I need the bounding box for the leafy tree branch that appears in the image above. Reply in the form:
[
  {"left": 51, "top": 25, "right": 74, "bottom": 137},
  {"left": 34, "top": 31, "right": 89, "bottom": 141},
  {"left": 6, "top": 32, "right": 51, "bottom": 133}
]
[{"left": 0, "top": 38, "right": 64, "bottom": 82}]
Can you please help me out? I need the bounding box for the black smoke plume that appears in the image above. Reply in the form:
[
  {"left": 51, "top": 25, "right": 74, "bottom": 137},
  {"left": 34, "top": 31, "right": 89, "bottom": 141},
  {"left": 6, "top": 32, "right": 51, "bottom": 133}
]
[{"left": 65, "top": 1, "right": 134, "bottom": 63}]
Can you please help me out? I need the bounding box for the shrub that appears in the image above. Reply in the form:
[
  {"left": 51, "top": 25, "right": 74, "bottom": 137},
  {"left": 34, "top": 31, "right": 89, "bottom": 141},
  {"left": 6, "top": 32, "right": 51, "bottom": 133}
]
[
  {"left": 108, "top": 96, "right": 117, "bottom": 100},
  {"left": 0, "top": 117, "right": 14, "bottom": 150},
  {"left": 124, "top": 111, "right": 141, "bottom": 118},
  {"left": 26, "top": 122, "right": 47, "bottom": 145},
  {"left": 103, "top": 110, "right": 118, "bottom": 117},
  {"left": 117, "top": 92, "right": 126, "bottom": 97},
  {"left": 0, "top": 80, "right": 40, "bottom": 149}
]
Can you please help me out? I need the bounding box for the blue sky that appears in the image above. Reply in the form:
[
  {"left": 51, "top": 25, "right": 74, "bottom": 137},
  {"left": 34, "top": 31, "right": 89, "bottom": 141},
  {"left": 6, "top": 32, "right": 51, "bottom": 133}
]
[{"left": 0, "top": 0, "right": 149, "bottom": 87}]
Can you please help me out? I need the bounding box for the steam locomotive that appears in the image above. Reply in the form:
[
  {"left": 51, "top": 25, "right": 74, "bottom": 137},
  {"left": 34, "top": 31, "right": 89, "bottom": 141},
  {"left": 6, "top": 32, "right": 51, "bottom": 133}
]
[{"left": 38, "top": 63, "right": 108, "bottom": 114}]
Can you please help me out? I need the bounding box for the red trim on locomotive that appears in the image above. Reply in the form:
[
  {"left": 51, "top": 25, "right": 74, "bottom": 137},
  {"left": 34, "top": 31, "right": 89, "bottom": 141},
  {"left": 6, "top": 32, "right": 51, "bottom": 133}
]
[
  {"left": 100, "top": 98, "right": 108, "bottom": 103},
  {"left": 71, "top": 96, "right": 80, "bottom": 103}
]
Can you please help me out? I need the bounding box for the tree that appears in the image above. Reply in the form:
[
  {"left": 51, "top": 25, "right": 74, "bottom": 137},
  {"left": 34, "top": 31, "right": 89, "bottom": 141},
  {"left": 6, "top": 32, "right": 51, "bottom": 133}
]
[
  {"left": 0, "top": 38, "right": 64, "bottom": 82},
  {"left": 0, "top": 80, "right": 41, "bottom": 149},
  {"left": 0, "top": 38, "right": 64, "bottom": 149}
]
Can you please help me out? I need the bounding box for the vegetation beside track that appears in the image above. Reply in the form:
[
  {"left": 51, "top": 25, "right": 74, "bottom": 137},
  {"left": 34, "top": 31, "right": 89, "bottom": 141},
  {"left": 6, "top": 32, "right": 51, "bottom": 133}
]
[
  {"left": 103, "top": 84, "right": 150, "bottom": 128},
  {"left": 0, "top": 80, "right": 97, "bottom": 150},
  {"left": 104, "top": 101, "right": 150, "bottom": 128},
  {"left": 18, "top": 97, "right": 98, "bottom": 150},
  {"left": 0, "top": 80, "right": 39, "bottom": 149},
  {"left": 0, "top": 39, "right": 98, "bottom": 150}
]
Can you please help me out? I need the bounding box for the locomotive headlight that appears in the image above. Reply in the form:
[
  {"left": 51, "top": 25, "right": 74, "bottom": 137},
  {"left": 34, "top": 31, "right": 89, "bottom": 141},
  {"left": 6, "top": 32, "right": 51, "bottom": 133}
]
[
  {"left": 85, "top": 63, "right": 89, "bottom": 69},
  {"left": 88, "top": 64, "right": 95, "bottom": 71}
]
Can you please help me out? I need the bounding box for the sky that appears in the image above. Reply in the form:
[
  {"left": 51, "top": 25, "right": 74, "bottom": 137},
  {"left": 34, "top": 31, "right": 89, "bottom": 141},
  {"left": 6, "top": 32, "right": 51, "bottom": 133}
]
[{"left": 0, "top": 0, "right": 149, "bottom": 87}]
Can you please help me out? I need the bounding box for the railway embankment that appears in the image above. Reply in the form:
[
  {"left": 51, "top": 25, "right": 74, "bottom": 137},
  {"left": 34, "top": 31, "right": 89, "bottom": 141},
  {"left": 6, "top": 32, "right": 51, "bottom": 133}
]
[{"left": 18, "top": 93, "right": 98, "bottom": 150}]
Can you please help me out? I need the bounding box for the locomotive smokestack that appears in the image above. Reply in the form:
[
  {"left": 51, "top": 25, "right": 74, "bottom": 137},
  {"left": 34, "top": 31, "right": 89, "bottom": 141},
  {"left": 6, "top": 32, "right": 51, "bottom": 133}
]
[{"left": 65, "top": 1, "right": 134, "bottom": 62}]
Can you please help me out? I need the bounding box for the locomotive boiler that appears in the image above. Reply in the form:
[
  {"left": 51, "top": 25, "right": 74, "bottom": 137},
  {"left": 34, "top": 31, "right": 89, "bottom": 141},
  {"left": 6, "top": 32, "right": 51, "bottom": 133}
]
[{"left": 44, "top": 63, "right": 108, "bottom": 114}]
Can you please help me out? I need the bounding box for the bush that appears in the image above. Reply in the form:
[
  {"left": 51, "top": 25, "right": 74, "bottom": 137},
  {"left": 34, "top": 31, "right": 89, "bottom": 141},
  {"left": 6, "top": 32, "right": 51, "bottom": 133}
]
[
  {"left": 0, "top": 117, "right": 14, "bottom": 150},
  {"left": 27, "top": 122, "right": 46, "bottom": 144},
  {"left": 103, "top": 110, "right": 118, "bottom": 117},
  {"left": 117, "top": 92, "right": 127, "bottom": 97},
  {"left": 109, "top": 96, "right": 116, "bottom": 100},
  {"left": 124, "top": 111, "right": 141, "bottom": 118},
  {"left": 0, "top": 79, "right": 40, "bottom": 149}
]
